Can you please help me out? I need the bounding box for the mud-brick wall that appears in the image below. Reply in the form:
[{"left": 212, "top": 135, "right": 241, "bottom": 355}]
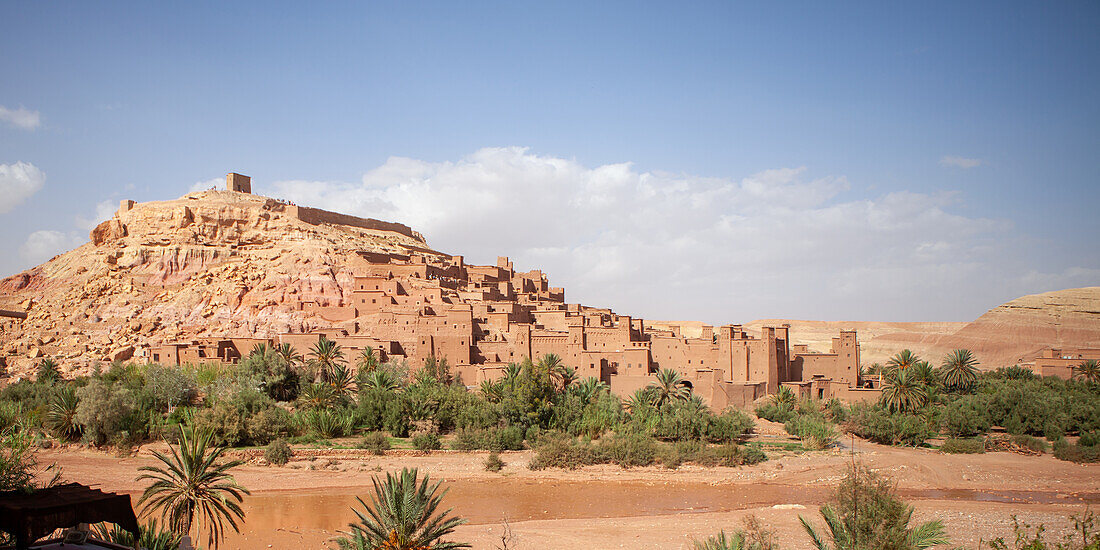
[{"left": 292, "top": 205, "right": 420, "bottom": 240}]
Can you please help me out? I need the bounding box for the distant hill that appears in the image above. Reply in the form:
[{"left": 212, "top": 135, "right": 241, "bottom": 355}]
[{"left": 749, "top": 287, "right": 1100, "bottom": 368}]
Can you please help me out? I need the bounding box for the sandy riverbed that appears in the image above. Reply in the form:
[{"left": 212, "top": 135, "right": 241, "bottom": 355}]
[{"left": 39, "top": 435, "right": 1099, "bottom": 550}]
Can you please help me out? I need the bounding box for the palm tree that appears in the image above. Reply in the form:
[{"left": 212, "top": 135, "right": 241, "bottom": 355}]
[
  {"left": 275, "top": 343, "right": 303, "bottom": 368},
  {"left": 911, "top": 361, "right": 938, "bottom": 388},
  {"left": 1073, "top": 359, "right": 1100, "bottom": 384},
  {"left": 501, "top": 363, "right": 523, "bottom": 385},
  {"left": 249, "top": 343, "right": 271, "bottom": 361},
  {"left": 554, "top": 365, "right": 579, "bottom": 391},
  {"left": 880, "top": 368, "right": 928, "bottom": 414},
  {"left": 939, "top": 349, "right": 979, "bottom": 391},
  {"left": 648, "top": 368, "right": 691, "bottom": 408},
  {"left": 693, "top": 531, "right": 762, "bottom": 550},
  {"left": 362, "top": 369, "right": 401, "bottom": 392},
  {"left": 336, "top": 467, "right": 469, "bottom": 550},
  {"left": 536, "top": 353, "right": 564, "bottom": 386},
  {"left": 329, "top": 363, "right": 357, "bottom": 398},
  {"left": 357, "top": 347, "right": 380, "bottom": 373},
  {"left": 886, "top": 350, "right": 920, "bottom": 372},
  {"left": 46, "top": 386, "right": 81, "bottom": 441},
  {"left": 772, "top": 385, "right": 797, "bottom": 409},
  {"left": 571, "top": 377, "right": 609, "bottom": 406},
  {"left": 310, "top": 336, "right": 346, "bottom": 383},
  {"left": 479, "top": 379, "right": 503, "bottom": 403},
  {"left": 93, "top": 519, "right": 182, "bottom": 550},
  {"left": 136, "top": 427, "right": 250, "bottom": 550},
  {"left": 800, "top": 506, "right": 947, "bottom": 549},
  {"left": 625, "top": 387, "right": 657, "bottom": 414},
  {"left": 299, "top": 383, "right": 338, "bottom": 409},
  {"left": 36, "top": 358, "right": 61, "bottom": 383}
]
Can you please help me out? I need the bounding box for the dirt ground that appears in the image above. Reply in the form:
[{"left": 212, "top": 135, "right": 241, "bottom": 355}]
[{"left": 39, "top": 434, "right": 1099, "bottom": 550}]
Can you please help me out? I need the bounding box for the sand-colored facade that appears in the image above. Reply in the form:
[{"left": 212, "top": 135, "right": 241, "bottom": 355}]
[
  {"left": 1033, "top": 347, "right": 1100, "bottom": 379},
  {"left": 135, "top": 176, "right": 878, "bottom": 408}
]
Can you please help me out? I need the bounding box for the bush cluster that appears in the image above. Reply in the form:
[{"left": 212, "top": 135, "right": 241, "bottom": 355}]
[
  {"left": 845, "top": 404, "right": 934, "bottom": 447},
  {"left": 264, "top": 439, "right": 292, "bottom": 465},
  {"left": 357, "top": 432, "right": 391, "bottom": 455},
  {"left": 528, "top": 431, "right": 766, "bottom": 470},
  {"left": 940, "top": 437, "right": 985, "bottom": 454}
]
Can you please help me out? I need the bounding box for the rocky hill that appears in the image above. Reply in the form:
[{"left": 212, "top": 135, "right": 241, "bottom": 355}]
[
  {"left": 0, "top": 190, "right": 429, "bottom": 375},
  {"left": 749, "top": 287, "right": 1100, "bottom": 368}
]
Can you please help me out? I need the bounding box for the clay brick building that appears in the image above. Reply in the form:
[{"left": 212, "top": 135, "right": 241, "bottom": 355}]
[
  {"left": 1033, "top": 348, "right": 1100, "bottom": 379},
  {"left": 144, "top": 248, "right": 878, "bottom": 408},
  {"left": 138, "top": 175, "right": 880, "bottom": 409}
]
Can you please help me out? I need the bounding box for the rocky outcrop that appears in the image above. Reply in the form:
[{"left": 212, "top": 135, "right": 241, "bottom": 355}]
[{"left": 0, "top": 190, "right": 429, "bottom": 377}]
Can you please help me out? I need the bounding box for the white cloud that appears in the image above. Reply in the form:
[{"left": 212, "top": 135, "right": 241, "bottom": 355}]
[
  {"left": 0, "top": 105, "right": 41, "bottom": 130},
  {"left": 940, "top": 155, "right": 983, "bottom": 169},
  {"left": 75, "top": 200, "right": 119, "bottom": 231},
  {"left": 19, "top": 230, "right": 82, "bottom": 266},
  {"left": 189, "top": 177, "right": 222, "bottom": 193},
  {"left": 266, "top": 147, "right": 1031, "bottom": 321},
  {"left": 0, "top": 161, "right": 46, "bottom": 214}
]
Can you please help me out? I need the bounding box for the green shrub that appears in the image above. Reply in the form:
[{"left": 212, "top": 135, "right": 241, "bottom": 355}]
[
  {"left": 785, "top": 416, "right": 837, "bottom": 450},
  {"left": 74, "top": 379, "right": 143, "bottom": 446},
  {"left": 941, "top": 396, "right": 992, "bottom": 437},
  {"left": 1079, "top": 431, "right": 1100, "bottom": 447},
  {"left": 36, "top": 359, "right": 62, "bottom": 383},
  {"left": 358, "top": 432, "right": 391, "bottom": 455},
  {"left": 940, "top": 437, "right": 985, "bottom": 454},
  {"left": 296, "top": 408, "right": 354, "bottom": 439},
  {"left": 1053, "top": 438, "right": 1100, "bottom": 463},
  {"left": 988, "top": 366, "right": 1037, "bottom": 380},
  {"left": 247, "top": 406, "right": 293, "bottom": 445},
  {"left": 411, "top": 432, "right": 441, "bottom": 452},
  {"left": 484, "top": 451, "right": 504, "bottom": 472},
  {"left": 448, "top": 426, "right": 525, "bottom": 451},
  {"left": 141, "top": 365, "right": 197, "bottom": 412},
  {"left": 595, "top": 433, "right": 658, "bottom": 468},
  {"left": 264, "top": 439, "right": 292, "bottom": 465},
  {"left": 0, "top": 401, "right": 24, "bottom": 432},
  {"left": 93, "top": 519, "right": 181, "bottom": 550},
  {"left": 846, "top": 404, "right": 932, "bottom": 447},
  {"left": 755, "top": 402, "right": 795, "bottom": 423},
  {"left": 652, "top": 401, "right": 710, "bottom": 441},
  {"left": 705, "top": 409, "right": 755, "bottom": 443},
  {"left": 1010, "top": 434, "right": 1048, "bottom": 453},
  {"left": 825, "top": 398, "right": 850, "bottom": 423},
  {"left": 696, "top": 443, "right": 767, "bottom": 467},
  {"left": 528, "top": 434, "right": 599, "bottom": 470},
  {"left": 193, "top": 404, "right": 248, "bottom": 447}
]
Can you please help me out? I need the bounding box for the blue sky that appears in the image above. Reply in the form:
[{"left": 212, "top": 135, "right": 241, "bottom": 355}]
[{"left": 1, "top": 2, "right": 1097, "bottom": 322}]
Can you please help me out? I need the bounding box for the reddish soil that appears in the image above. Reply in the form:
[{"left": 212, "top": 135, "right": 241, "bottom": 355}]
[{"left": 39, "top": 435, "right": 1099, "bottom": 550}]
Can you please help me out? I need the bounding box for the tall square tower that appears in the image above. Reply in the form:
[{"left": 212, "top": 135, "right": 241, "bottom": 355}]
[{"left": 226, "top": 173, "right": 252, "bottom": 193}]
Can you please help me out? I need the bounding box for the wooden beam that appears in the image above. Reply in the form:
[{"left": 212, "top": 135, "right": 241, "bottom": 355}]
[{"left": 0, "top": 309, "right": 27, "bottom": 319}]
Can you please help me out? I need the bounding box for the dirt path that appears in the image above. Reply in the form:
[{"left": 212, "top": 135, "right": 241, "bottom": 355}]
[{"left": 39, "top": 439, "right": 1099, "bottom": 549}]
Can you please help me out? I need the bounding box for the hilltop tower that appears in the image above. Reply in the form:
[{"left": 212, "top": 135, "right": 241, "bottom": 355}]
[{"left": 226, "top": 172, "right": 252, "bottom": 194}]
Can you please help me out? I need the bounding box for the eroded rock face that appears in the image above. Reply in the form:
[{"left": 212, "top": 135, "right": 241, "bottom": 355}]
[{"left": 0, "top": 190, "right": 428, "bottom": 376}]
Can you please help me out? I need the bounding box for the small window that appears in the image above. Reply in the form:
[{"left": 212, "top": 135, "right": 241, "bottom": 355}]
[{"left": 153, "top": 353, "right": 160, "bottom": 362}]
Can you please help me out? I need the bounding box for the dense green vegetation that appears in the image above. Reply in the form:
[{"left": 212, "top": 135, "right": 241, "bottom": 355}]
[
  {"left": 771, "top": 349, "right": 1100, "bottom": 462},
  {"left": 0, "top": 346, "right": 759, "bottom": 470}
]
